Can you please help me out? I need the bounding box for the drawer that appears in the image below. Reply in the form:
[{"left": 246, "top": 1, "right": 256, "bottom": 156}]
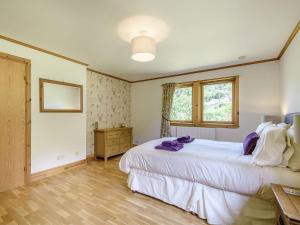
[
  {"left": 106, "top": 145, "right": 119, "bottom": 153},
  {"left": 106, "top": 137, "right": 119, "bottom": 146},
  {"left": 120, "top": 130, "right": 131, "bottom": 137},
  {"left": 120, "top": 136, "right": 131, "bottom": 144},
  {"left": 107, "top": 131, "right": 120, "bottom": 139},
  {"left": 120, "top": 143, "right": 131, "bottom": 151}
]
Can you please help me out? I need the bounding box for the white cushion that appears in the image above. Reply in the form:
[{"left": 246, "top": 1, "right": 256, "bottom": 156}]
[
  {"left": 277, "top": 123, "right": 294, "bottom": 167},
  {"left": 277, "top": 123, "right": 291, "bottom": 130},
  {"left": 256, "top": 122, "right": 272, "bottom": 136},
  {"left": 280, "top": 147, "right": 294, "bottom": 168},
  {"left": 286, "top": 125, "right": 296, "bottom": 147},
  {"left": 278, "top": 124, "right": 293, "bottom": 167},
  {"left": 287, "top": 127, "right": 300, "bottom": 171},
  {"left": 289, "top": 144, "right": 300, "bottom": 171},
  {"left": 253, "top": 125, "right": 287, "bottom": 166}
]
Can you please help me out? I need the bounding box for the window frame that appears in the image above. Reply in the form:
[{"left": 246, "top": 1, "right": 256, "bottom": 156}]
[{"left": 170, "top": 76, "right": 239, "bottom": 128}]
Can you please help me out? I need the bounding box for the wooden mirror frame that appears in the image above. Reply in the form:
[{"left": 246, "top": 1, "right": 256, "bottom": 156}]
[{"left": 39, "top": 78, "right": 83, "bottom": 113}]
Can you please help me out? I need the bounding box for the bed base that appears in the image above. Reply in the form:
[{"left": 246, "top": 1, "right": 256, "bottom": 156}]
[{"left": 127, "top": 168, "right": 277, "bottom": 225}]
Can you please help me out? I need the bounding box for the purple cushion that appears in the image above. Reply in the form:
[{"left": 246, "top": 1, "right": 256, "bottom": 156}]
[{"left": 243, "top": 132, "right": 259, "bottom": 155}]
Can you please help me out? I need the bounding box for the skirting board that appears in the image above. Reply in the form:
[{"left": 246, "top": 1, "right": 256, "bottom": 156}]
[
  {"left": 31, "top": 159, "right": 87, "bottom": 182},
  {"left": 87, "top": 154, "right": 96, "bottom": 162}
]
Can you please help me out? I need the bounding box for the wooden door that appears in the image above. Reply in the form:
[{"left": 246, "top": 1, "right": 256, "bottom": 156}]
[{"left": 0, "top": 53, "right": 30, "bottom": 192}]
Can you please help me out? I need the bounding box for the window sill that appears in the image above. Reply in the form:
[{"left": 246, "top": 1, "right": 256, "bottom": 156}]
[{"left": 170, "top": 122, "right": 239, "bottom": 129}]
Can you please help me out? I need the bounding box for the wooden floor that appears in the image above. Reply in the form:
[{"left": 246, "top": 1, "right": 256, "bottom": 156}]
[{"left": 0, "top": 156, "right": 208, "bottom": 225}]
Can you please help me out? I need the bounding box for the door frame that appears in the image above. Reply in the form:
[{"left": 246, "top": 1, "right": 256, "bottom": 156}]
[{"left": 0, "top": 51, "right": 31, "bottom": 185}]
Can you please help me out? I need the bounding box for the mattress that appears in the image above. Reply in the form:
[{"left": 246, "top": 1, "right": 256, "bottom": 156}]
[{"left": 119, "top": 137, "right": 300, "bottom": 196}]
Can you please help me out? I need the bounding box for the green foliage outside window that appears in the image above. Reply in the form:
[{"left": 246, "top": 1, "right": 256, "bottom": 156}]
[
  {"left": 203, "top": 83, "right": 232, "bottom": 122},
  {"left": 170, "top": 87, "right": 192, "bottom": 121}
]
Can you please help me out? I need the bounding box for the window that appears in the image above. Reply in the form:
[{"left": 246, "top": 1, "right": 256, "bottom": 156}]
[
  {"left": 202, "top": 81, "right": 233, "bottom": 122},
  {"left": 170, "top": 76, "right": 239, "bottom": 128},
  {"left": 170, "top": 85, "right": 193, "bottom": 122}
]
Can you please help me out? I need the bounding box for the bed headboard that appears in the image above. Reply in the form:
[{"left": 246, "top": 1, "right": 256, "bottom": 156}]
[{"left": 284, "top": 112, "right": 300, "bottom": 124}]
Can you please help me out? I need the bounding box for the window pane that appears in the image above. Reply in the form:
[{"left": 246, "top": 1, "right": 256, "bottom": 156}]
[
  {"left": 171, "top": 86, "right": 192, "bottom": 121},
  {"left": 203, "top": 82, "right": 232, "bottom": 122}
]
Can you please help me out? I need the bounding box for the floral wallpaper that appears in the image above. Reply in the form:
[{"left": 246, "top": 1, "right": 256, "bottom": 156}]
[{"left": 86, "top": 70, "right": 131, "bottom": 155}]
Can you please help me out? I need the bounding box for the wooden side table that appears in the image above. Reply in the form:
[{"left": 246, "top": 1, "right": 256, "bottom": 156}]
[{"left": 271, "top": 184, "right": 300, "bottom": 225}]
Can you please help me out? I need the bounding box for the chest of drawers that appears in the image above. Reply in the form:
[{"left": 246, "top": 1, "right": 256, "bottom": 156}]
[{"left": 94, "top": 127, "right": 133, "bottom": 162}]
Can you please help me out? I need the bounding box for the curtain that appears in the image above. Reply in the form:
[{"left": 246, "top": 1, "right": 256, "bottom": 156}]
[{"left": 160, "top": 83, "right": 176, "bottom": 137}]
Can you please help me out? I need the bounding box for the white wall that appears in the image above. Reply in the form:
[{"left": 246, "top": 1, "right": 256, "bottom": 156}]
[
  {"left": 131, "top": 61, "right": 280, "bottom": 144},
  {"left": 280, "top": 30, "right": 300, "bottom": 114},
  {"left": 0, "top": 40, "right": 87, "bottom": 173}
]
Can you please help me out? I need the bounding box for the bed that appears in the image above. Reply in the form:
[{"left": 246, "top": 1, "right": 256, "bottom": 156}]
[{"left": 119, "top": 115, "right": 300, "bottom": 225}]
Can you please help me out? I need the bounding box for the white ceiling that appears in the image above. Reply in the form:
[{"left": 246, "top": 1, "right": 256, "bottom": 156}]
[{"left": 0, "top": 0, "right": 299, "bottom": 81}]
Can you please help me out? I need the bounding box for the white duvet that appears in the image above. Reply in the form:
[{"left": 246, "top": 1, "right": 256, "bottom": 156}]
[{"left": 119, "top": 138, "right": 300, "bottom": 196}]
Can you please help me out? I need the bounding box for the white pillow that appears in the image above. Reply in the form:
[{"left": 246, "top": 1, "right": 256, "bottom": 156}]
[
  {"left": 256, "top": 121, "right": 273, "bottom": 136},
  {"left": 286, "top": 125, "right": 295, "bottom": 147},
  {"left": 287, "top": 127, "right": 300, "bottom": 171},
  {"left": 278, "top": 124, "right": 293, "bottom": 167},
  {"left": 289, "top": 144, "right": 300, "bottom": 171},
  {"left": 277, "top": 123, "right": 291, "bottom": 130},
  {"left": 253, "top": 125, "right": 287, "bottom": 166},
  {"left": 280, "top": 147, "right": 294, "bottom": 168},
  {"left": 252, "top": 121, "right": 273, "bottom": 156}
]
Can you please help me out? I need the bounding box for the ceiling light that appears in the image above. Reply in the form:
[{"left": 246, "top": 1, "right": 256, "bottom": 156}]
[
  {"left": 117, "top": 15, "right": 169, "bottom": 63},
  {"left": 131, "top": 35, "right": 156, "bottom": 62}
]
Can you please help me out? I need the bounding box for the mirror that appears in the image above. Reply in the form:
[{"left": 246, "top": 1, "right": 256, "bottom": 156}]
[{"left": 39, "top": 78, "right": 83, "bottom": 112}]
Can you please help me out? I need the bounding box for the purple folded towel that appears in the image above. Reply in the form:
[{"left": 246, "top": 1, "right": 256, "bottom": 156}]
[
  {"left": 177, "top": 136, "right": 195, "bottom": 143},
  {"left": 161, "top": 141, "right": 180, "bottom": 147},
  {"left": 155, "top": 140, "right": 183, "bottom": 151}
]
